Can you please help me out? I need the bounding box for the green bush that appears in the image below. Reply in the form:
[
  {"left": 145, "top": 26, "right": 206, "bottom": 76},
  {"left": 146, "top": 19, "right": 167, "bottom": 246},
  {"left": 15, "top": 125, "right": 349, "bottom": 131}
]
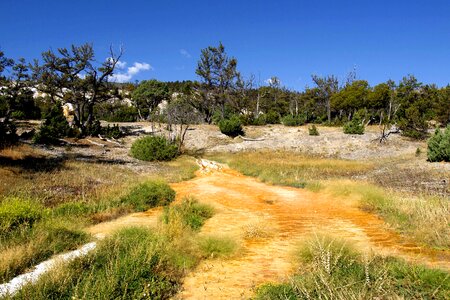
[
  {"left": 121, "top": 181, "right": 176, "bottom": 211},
  {"left": 0, "top": 197, "right": 43, "bottom": 234},
  {"left": 218, "top": 115, "right": 243, "bottom": 137},
  {"left": 308, "top": 124, "right": 319, "bottom": 136},
  {"left": 101, "top": 124, "right": 123, "bottom": 139},
  {"left": 343, "top": 113, "right": 365, "bottom": 134},
  {"left": 281, "top": 114, "right": 306, "bottom": 126},
  {"left": 0, "top": 119, "right": 17, "bottom": 149},
  {"left": 264, "top": 110, "right": 280, "bottom": 124},
  {"left": 130, "top": 135, "right": 179, "bottom": 161},
  {"left": 33, "top": 105, "right": 73, "bottom": 144},
  {"left": 95, "top": 103, "right": 139, "bottom": 122},
  {"left": 427, "top": 126, "right": 450, "bottom": 162},
  {"left": 162, "top": 197, "right": 214, "bottom": 231}
]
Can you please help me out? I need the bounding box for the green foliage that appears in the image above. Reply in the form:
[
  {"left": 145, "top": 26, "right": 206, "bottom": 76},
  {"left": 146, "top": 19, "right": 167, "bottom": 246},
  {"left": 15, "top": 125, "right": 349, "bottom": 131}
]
[
  {"left": 264, "top": 110, "right": 280, "bottom": 124},
  {"left": 0, "top": 119, "right": 17, "bottom": 149},
  {"left": 130, "top": 135, "right": 179, "bottom": 161},
  {"left": 33, "top": 105, "right": 73, "bottom": 144},
  {"left": 218, "top": 115, "right": 243, "bottom": 137},
  {"left": 162, "top": 197, "right": 214, "bottom": 231},
  {"left": 343, "top": 113, "right": 365, "bottom": 134},
  {"left": 308, "top": 124, "right": 319, "bottom": 136},
  {"left": 0, "top": 197, "right": 43, "bottom": 234},
  {"left": 427, "top": 126, "right": 450, "bottom": 162},
  {"left": 281, "top": 114, "right": 306, "bottom": 126},
  {"left": 101, "top": 124, "right": 123, "bottom": 139},
  {"left": 121, "top": 181, "right": 176, "bottom": 211},
  {"left": 132, "top": 79, "right": 169, "bottom": 119},
  {"left": 95, "top": 102, "right": 138, "bottom": 122}
]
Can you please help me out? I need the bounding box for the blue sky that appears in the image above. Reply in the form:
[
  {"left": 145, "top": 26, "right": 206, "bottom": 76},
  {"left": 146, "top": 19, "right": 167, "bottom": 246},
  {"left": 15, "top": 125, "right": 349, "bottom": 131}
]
[{"left": 1, "top": 0, "right": 449, "bottom": 90}]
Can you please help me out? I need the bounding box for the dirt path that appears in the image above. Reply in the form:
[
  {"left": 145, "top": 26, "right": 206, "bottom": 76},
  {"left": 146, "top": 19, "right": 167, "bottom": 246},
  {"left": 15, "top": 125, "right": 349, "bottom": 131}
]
[{"left": 170, "top": 160, "right": 449, "bottom": 300}]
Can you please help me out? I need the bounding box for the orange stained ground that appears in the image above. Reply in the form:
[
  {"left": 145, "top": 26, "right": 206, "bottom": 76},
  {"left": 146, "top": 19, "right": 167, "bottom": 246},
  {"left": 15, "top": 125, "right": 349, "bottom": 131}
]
[{"left": 88, "top": 160, "right": 450, "bottom": 300}]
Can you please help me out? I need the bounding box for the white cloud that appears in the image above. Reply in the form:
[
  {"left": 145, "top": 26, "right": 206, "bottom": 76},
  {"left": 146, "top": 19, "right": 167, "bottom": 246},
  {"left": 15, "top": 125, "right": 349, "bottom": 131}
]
[
  {"left": 265, "top": 77, "right": 281, "bottom": 86},
  {"left": 179, "top": 49, "right": 191, "bottom": 58},
  {"left": 109, "top": 62, "right": 152, "bottom": 83},
  {"left": 115, "top": 60, "right": 127, "bottom": 69}
]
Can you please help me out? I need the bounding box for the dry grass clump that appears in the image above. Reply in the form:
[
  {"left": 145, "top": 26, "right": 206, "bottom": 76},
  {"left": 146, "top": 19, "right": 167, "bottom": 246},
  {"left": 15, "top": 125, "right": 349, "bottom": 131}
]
[
  {"left": 242, "top": 220, "right": 274, "bottom": 240},
  {"left": 255, "top": 235, "right": 450, "bottom": 299}
]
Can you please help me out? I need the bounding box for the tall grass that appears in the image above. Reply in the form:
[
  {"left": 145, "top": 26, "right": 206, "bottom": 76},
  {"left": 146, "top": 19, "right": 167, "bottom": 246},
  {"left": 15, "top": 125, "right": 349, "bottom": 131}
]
[{"left": 255, "top": 236, "right": 450, "bottom": 299}]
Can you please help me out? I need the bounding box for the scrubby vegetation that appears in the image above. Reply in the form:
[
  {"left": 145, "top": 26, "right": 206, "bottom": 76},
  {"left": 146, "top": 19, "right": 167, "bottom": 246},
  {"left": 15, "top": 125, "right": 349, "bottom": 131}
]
[
  {"left": 308, "top": 124, "right": 319, "bottom": 136},
  {"left": 218, "top": 115, "right": 243, "bottom": 137},
  {"left": 281, "top": 114, "right": 306, "bottom": 126},
  {"left": 120, "top": 181, "right": 175, "bottom": 211},
  {"left": 255, "top": 236, "right": 449, "bottom": 299},
  {"left": 131, "top": 136, "right": 179, "bottom": 161},
  {"left": 33, "top": 105, "right": 73, "bottom": 144},
  {"left": 427, "top": 125, "right": 450, "bottom": 162},
  {"left": 162, "top": 197, "right": 215, "bottom": 231},
  {"left": 343, "top": 112, "right": 365, "bottom": 134}
]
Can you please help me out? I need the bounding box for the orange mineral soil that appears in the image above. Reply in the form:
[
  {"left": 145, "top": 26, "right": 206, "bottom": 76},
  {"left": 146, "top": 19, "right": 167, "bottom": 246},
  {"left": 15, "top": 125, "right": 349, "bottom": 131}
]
[{"left": 87, "top": 160, "right": 449, "bottom": 299}]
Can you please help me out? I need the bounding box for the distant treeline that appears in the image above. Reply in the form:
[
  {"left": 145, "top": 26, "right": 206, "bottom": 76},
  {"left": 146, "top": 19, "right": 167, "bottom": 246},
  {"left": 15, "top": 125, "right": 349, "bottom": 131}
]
[{"left": 1, "top": 42, "right": 449, "bottom": 147}]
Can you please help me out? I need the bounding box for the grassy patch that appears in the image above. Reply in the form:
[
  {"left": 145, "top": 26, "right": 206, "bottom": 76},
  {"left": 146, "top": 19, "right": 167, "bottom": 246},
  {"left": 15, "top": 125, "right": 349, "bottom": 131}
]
[
  {"left": 198, "top": 235, "right": 238, "bottom": 258},
  {"left": 255, "top": 236, "right": 450, "bottom": 299},
  {"left": 162, "top": 197, "right": 215, "bottom": 231},
  {"left": 0, "top": 217, "right": 88, "bottom": 283},
  {"left": 207, "top": 151, "right": 372, "bottom": 187},
  {"left": 120, "top": 180, "right": 175, "bottom": 212},
  {"left": 0, "top": 197, "right": 44, "bottom": 235}
]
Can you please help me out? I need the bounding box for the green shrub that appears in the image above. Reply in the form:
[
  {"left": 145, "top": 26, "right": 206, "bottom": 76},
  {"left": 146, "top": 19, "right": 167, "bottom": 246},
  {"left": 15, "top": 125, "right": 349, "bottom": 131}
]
[
  {"left": 130, "top": 135, "right": 179, "bottom": 161},
  {"left": 162, "top": 197, "right": 214, "bottom": 231},
  {"left": 121, "top": 181, "right": 176, "bottom": 211},
  {"left": 218, "top": 115, "right": 243, "bottom": 137},
  {"left": 281, "top": 114, "right": 306, "bottom": 126},
  {"left": 0, "top": 119, "right": 17, "bottom": 149},
  {"left": 427, "top": 126, "right": 450, "bottom": 162},
  {"left": 53, "top": 202, "right": 91, "bottom": 217},
  {"left": 101, "top": 124, "right": 123, "bottom": 139},
  {"left": 308, "top": 124, "right": 319, "bottom": 136},
  {"left": 95, "top": 103, "right": 139, "bottom": 122},
  {"left": 264, "top": 110, "right": 280, "bottom": 124},
  {"left": 33, "top": 105, "right": 73, "bottom": 144},
  {"left": 0, "top": 197, "right": 43, "bottom": 234},
  {"left": 343, "top": 113, "right": 365, "bottom": 134}
]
